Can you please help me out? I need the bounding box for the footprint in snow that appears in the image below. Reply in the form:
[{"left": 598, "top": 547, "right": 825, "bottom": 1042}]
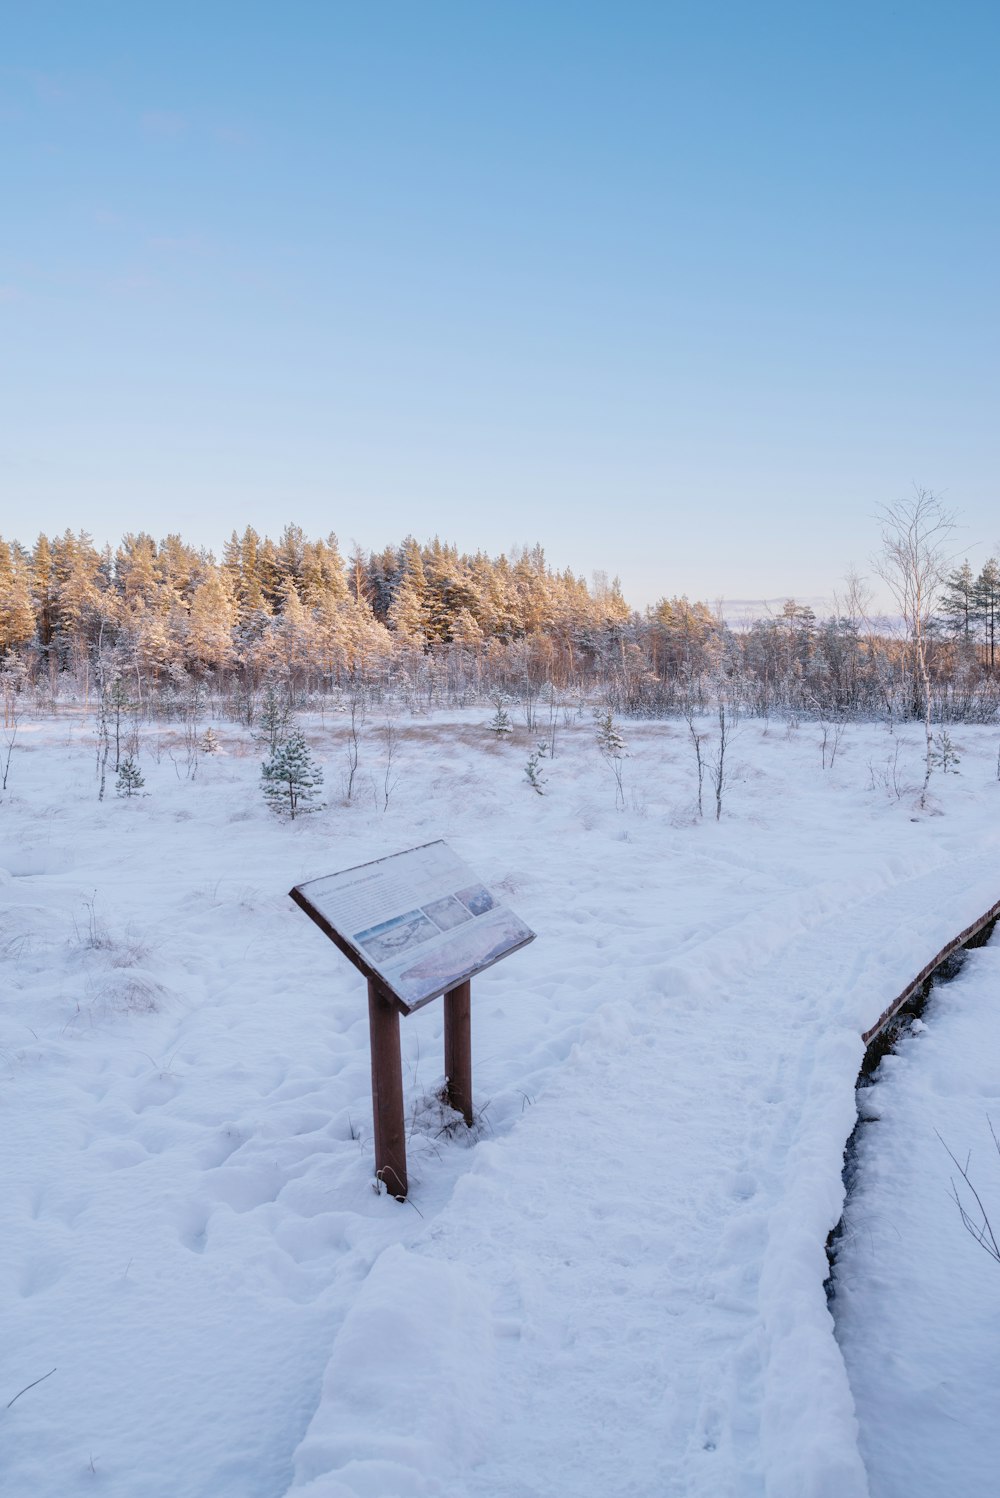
[{"left": 177, "top": 1202, "right": 212, "bottom": 1254}]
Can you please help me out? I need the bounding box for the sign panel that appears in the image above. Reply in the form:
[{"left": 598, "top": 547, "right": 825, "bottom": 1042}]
[{"left": 290, "top": 840, "right": 535, "bottom": 1012}]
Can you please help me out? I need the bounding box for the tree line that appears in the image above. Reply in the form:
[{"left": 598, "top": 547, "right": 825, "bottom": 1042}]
[{"left": 0, "top": 522, "right": 998, "bottom": 723}]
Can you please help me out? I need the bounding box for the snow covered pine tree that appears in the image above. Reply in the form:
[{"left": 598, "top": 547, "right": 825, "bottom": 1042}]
[
  {"left": 261, "top": 729, "right": 324, "bottom": 819},
  {"left": 115, "top": 755, "right": 145, "bottom": 798}
]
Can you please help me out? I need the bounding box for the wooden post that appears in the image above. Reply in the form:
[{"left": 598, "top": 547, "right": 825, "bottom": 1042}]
[
  {"left": 444, "top": 979, "right": 473, "bottom": 1126},
  {"left": 367, "top": 979, "right": 407, "bottom": 1198}
]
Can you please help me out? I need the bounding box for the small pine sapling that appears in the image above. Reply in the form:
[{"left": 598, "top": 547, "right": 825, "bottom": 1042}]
[
  {"left": 261, "top": 729, "right": 324, "bottom": 819},
  {"left": 595, "top": 708, "right": 628, "bottom": 809},
  {"left": 199, "top": 726, "right": 220, "bottom": 755},
  {"left": 255, "top": 685, "right": 291, "bottom": 756},
  {"left": 524, "top": 741, "right": 549, "bottom": 795},
  {"left": 929, "top": 730, "right": 961, "bottom": 775},
  {"left": 102, "top": 674, "right": 134, "bottom": 771},
  {"left": 116, "top": 756, "right": 145, "bottom": 798},
  {"left": 488, "top": 692, "right": 513, "bottom": 739}
]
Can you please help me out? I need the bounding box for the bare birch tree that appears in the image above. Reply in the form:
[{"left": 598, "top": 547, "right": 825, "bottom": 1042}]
[{"left": 874, "top": 490, "right": 955, "bottom": 808}]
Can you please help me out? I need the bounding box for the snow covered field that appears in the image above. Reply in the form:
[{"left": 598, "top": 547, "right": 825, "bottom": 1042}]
[{"left": 2, "top": 706, "right": 1000, "bottom": 1497}]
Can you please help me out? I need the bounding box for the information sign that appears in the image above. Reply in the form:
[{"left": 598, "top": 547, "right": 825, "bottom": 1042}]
[
  {"left": 290, "top": 842, "right": 535, "bottom": 1198},
  {"left": 290, "top": 840, "right": 535, "bottom": 1013}
]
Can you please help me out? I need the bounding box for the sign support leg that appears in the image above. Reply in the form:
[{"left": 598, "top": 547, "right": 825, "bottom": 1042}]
[
  {"left": 444, "top": 979, "right": 474, "bottom": 1126},
  {"left": 367, "top": 979, "right": 407, "bottom": 1198}
]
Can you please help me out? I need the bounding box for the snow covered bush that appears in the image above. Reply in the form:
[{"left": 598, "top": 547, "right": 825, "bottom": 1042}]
[{"left": 261, "top": 729, "right": 324, "bottom": 819}]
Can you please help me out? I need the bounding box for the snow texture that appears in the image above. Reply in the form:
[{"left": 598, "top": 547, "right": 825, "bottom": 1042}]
[
  {"left": 835, "top": 937, "right": 1000, "bottom": 1498},
  {"left": 2, "top": 709, "right": 1000, "bottom": 1496}
]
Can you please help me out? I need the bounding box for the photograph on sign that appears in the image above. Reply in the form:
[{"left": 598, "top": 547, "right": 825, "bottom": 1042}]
[
  {"left": 420, "top": 895, "right": 473, "bottom": 932},
  {"left": 355, "top": 910, "right": 440, "bottom": 963},
  {"left": 394, "top": 909, "right": 532, "bottom": 996},
  {"left": 292, "top": 840, "right": 535, "bottom": 1010}
]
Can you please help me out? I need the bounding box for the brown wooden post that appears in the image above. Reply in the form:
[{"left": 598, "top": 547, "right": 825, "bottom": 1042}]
[
  {"left": 367, "top": 979, "right": 407, "bottom": 1198},
  {"left": 444, "top": 978, "right": 473, "bottom": 1126}
]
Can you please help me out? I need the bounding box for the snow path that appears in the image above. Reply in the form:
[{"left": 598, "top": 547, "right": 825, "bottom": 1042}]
[
  {"left": 4, "top": 715, "right": 1000, "bottom": 1496},
  {"left": 834, "top": 935, "right": 1000, "bottom": 1498}
]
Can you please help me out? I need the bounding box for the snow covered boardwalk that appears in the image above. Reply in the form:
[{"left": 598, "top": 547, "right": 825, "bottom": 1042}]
[
  {"left": 835, "top": 934, "right": 1000, "bottom": 1498},
  {"left": 3, "top": 713, "right": 1000, "bottom": 1497}
]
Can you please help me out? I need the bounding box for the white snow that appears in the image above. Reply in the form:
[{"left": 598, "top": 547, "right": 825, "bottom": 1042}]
[
  {"left": 834, "top": 936, "right": 1000, "bottom": 1498},
  {"left": 2, "top": 708, "right": 999, "bottom": 1496}
]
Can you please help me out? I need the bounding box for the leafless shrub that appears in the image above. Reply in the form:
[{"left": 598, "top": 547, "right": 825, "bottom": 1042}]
[
  {"left": 343, "top": 690, "right": 366, "bottom": 800},
  {"left": 380, "top": 716, "right": 400, "bottom": 811},
  {"left": 819, "top": 717, "right": 847, "bottom": 770},
  {"left": 105, "top": 929, "right": 152, "bottom": 969},
  {"left": 940, "top": 1122, "right": 1000, "bottom": 1265},
  {"left": 85, "top": 974, "right": 163, "bottom": 1019},
  {"left": 875, "top": 491, "right": 956, "bottom": 808},
  {"left": 683, "top": 702, "right": 706, "bottom": 817},
  {"left": 866, "top": 738, "right": 909, "bottom": 800},
  {"left": 1, "top": 682, "right": 20, "bottom": 791},
  {"left": 74, "top": 895, "right": 114, "bottom": 951}
]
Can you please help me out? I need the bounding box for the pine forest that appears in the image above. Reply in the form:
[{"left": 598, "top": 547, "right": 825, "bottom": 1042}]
[{"left": 1, "top": 523, "right": 999, "bottom": 723}]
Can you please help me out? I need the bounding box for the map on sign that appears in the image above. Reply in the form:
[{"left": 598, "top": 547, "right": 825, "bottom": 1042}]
[{"left": 290, "top": 840, "right": 535, "bottom": 1011}]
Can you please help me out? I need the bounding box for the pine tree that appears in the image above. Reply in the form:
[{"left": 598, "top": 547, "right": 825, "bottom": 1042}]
[
  {"left": 0, "top": 540, "right": 36, "bottom": 656},
  {"left": 116, "top": 755, "right": 145, "bottom": 797},
  {"left": 524, "top": 741, "right": 548, "bottom": 794},
  {"left": 105, "top": 674, "right": 133, "bottom": 770},
  {"left": 940, "top": 560, "right": 977, "bottom": 642},
  {"left": 276, "top": 575, "right": 317, "bottom": 685},
  {"left": 488, "top": 693, "right": 513, "bottom": 737},
  {"left": 450, "top": 607, "right": 484, "bottom": 650},
  {"left": 594, "top": 707, "right": 627, "bottom": 758},
  {"left": 230, "top": 526, "right": 269, "bottom": 621},
  {"left": 52, "top": 529, "right": 103, "bottom": 663},
  {"left": 929, "top": 730, "right": 961, "bottom": 775},
  {"left": 594, "top": 707, "right": 628, "bottom": 809},
  {"left": 261, "top": 729, "right": 324, "bottom": 819},
  {"left": 301, "top": 533, "right": 348, "bottom": 609},
  {"left": 187, "top": 572, "right": 236, "bottom": 675},
  {"left": 255, "top": 684, "right": 291, "bottom": 752},
  {"left": 975, "top": 559, "right": 1000, "bottom": 670}
]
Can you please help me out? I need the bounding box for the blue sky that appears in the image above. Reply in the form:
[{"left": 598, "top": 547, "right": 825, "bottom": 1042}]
[{"left": 2, "top": 2, "right": 998, "bottom": 610}]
